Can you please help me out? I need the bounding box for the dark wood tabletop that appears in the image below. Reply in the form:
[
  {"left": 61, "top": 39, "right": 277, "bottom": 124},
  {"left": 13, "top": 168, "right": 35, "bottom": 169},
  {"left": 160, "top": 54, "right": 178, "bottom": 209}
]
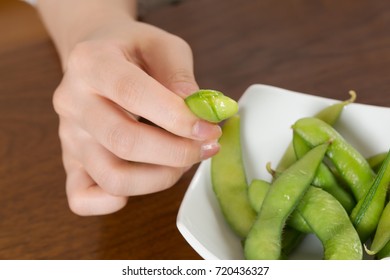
[{"left": 1, "top": 0, "right": 389, "bottom": 260}]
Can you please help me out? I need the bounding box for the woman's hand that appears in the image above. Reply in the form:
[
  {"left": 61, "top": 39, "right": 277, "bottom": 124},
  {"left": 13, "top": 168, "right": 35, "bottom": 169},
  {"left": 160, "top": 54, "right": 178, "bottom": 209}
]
[{"left": 37, "top": 1, "right": 221, "bottom": 215}]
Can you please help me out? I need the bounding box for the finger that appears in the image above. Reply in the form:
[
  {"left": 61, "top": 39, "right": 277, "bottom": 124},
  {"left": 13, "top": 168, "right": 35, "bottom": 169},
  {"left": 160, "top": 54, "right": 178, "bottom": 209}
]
[
  {"left": 78, "top": 95, "right": 220, "bottom": 167},
  {"left": 68, "top": 42, "right": 221, "bottom": 141},
  {"left": 136, "top": 26, "right": 199, "bottom": 97},
  {"left": 63, "top": 156, "right": 128, "bottom": 216},
  {"left": 75, "top": 137, "right": 186, "bottom": 197}
]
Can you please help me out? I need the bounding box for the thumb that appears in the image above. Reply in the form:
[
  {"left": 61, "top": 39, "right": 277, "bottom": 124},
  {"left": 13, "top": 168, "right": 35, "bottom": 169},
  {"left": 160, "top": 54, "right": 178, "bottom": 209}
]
[
  {"left": 165, "top": 69, "right": 199, "bottom": 98},
  {"left": 138, "top": 27, "right": 199, "bottom": 97}
]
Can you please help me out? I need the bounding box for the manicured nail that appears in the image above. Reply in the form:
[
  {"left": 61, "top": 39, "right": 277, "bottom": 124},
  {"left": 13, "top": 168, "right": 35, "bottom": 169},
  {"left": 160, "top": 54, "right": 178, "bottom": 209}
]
[
  {"left": 192, "top": 120, "right": 222, "bottom": 140},
  {"left": 200, "top": 141, "right": 220, "bottom": 160}
]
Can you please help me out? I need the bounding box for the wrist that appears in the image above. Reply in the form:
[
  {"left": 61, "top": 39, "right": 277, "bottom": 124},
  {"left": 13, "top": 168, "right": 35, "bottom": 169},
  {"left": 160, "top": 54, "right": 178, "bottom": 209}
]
[{"left": 36, "top": 0, "right": 137, "bottom": 67}]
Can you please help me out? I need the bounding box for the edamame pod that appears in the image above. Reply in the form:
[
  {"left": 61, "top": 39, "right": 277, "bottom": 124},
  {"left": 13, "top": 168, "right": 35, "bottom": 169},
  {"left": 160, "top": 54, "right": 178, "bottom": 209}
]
[
  {"left": 248, "top": 180, "right": 361, "bottom": 259},
  {"left": 292, "top": 117, "right": 375, "bottom": 201},
  {"left": 366, "top": 200, "right": 390, "bottom": 255},
  {"left": 293, "top": 132, "right": 355, "bottom": 213},
  {"left": 276, "top": 91, "right": 356, "bottom": 172},
  {"left": 244, "top": 143, "right": 328, "bottom": 260},
  {"left": 377, "top": 239, "right": 390, "bottom": 259},
  {"left": 211, "top": 115, "right": 256, "bottom": 238},
  {"left": 295, "top": 187, "right": 362, "bottom": 260},
  {"left": 314, "top": 90, "right": 356, "bottom": 124},
  {"left": 354, "top": 149, "right": 390, "bottom": 244},
  {"left": 185, "top": 89, "right": 238, "bottom": 122},
  {"left": 248, "top": 179, "right": 270, "bottom": 212},
  {"left": 248, "top": 179, "right": 311, "bottom": 233},
  {"left": 279, "top": 226, "right": 306, "bottom": 259},
  {"left": 248, "top": 179, "right": 307, "bottom": 257},
  {"left": 367, "top": 152, "right": 387, "bottom": 173}
]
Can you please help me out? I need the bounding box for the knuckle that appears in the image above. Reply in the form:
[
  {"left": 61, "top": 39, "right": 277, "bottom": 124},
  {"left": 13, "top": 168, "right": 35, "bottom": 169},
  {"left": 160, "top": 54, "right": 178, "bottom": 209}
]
[
  {"left": 106, "top": 123, "right": 138, "bottom": 160},
  {"left": 112, "top": 71, "right": 146, "bottom": 109},
  {"left": 166, "top": 68, "right": 195, "bottom": 88},
  {"left": 169, "top": 141, "right": 198, "bottom": 167},
  {"left": 89, "top": 159, "right": 127, "bottom": 197},
  {"left": 162, "top": 108, "right": 182, "bottom": 130},
  {"left": 167, "top": 33, "right": 192, "bottom": 52},
  {"left": 52, "top": 82, "right": 71, "bottom": 117},
  {"left": 99, "top": 172, "right": 125, "bottom": 196},
  {"left": 114, "top": 75, "right": 138, "bottom": 105},
  {"left": 66, "top": 41, "right": 97, "bottom": 71},
  {"left": 108, "top": 168, "right": 139, "bottom": 197}
]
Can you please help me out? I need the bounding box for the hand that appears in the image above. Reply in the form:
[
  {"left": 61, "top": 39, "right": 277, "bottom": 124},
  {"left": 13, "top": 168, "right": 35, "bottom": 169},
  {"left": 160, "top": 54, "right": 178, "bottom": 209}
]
[{"left": 52, "top": 19, "right": 221, "bottom": 215}]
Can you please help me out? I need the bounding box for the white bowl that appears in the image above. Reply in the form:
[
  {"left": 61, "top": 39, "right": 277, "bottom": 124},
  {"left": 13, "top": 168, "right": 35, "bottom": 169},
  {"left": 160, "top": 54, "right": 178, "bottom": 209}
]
[{"left": 176, "top": 84, "right": 390, "bottom": 260}]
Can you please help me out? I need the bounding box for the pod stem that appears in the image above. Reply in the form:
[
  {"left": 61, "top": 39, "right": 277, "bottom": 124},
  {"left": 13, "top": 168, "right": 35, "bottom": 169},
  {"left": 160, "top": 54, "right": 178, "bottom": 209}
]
[
  {"left": 266, "top": 162, "right": 277, "bottom": 177},
  {"left": 364, "top": 243, "right": 376, "bottom": 256},
  {"left": 347, "top": 90, "right": 357, "bottom": 104}
]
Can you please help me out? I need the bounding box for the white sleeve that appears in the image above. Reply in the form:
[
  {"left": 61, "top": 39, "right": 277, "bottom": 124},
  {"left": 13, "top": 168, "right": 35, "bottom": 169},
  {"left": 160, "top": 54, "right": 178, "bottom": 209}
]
[{"left": 22, "top": 0, "right": 36, "bottom": 6}]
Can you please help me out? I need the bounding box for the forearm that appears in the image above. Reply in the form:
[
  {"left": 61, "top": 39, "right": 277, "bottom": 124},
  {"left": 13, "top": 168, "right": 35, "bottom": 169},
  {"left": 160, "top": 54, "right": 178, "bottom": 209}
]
[{"left": 35, "top": 0, "right": 137, "bottom": 66}]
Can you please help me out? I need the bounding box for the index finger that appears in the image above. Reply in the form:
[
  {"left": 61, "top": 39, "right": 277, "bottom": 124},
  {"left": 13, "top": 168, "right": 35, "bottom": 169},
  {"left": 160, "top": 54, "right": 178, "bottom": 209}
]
[{"left": 73, "top": 44, "right": 221, "bottom": 141}]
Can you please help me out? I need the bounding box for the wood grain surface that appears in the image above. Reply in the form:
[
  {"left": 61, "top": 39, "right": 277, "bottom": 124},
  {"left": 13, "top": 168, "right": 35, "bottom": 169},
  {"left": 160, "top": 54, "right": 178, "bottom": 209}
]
[{"left": 0, "top": 0, "right": 389, "bottom": 259}]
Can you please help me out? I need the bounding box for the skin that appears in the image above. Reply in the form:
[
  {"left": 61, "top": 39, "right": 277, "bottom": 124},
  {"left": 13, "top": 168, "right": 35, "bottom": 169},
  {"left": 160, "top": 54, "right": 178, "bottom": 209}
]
[
  {"left": 292, "top": 117, "right": 375, "bottom": 202},
  {"left": 35, "top": 0, "right": 222, "bottom": 215},
  {"left": 244, "top": 143, "right": 328, "bottom": 260}
]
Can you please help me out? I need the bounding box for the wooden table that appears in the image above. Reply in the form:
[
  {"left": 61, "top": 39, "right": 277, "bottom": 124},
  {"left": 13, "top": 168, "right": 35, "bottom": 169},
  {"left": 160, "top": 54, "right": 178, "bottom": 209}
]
[{"left": 0, "top": 0, "right": 389, "bottom": 259}]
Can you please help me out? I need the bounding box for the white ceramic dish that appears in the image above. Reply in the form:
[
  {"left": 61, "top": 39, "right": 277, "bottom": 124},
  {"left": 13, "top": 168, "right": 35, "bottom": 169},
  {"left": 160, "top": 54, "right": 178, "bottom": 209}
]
[{"left": 176, "top": 84, "right": 390, "bottom": 260}]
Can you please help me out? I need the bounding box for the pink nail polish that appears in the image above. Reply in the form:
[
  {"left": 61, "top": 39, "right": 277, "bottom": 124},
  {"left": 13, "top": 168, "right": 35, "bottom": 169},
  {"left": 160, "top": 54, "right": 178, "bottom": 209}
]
[
  {"left": 200, "top": 141, "right": 220, "bottom": 160},
  {"left": 192, "top": 120, "right": 222, "bottom": 140}
]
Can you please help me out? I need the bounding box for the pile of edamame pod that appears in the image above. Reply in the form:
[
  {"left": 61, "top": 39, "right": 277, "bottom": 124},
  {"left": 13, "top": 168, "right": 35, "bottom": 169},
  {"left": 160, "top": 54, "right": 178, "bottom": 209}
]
[{"left": 185, "top": 90, "right": 390, "bottom": 260}]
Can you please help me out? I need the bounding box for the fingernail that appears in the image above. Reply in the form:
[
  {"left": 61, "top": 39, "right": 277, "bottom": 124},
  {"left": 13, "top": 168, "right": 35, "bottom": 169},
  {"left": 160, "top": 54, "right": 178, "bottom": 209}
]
[
  {"left": 172, "top": 82, "right": 199, "bottom": 98},
  {"left": 192, "top": 120, "right": 222, "bottom": 140},
  {"left": 200, "top": 140, "right": 220, "bottom": 160}
]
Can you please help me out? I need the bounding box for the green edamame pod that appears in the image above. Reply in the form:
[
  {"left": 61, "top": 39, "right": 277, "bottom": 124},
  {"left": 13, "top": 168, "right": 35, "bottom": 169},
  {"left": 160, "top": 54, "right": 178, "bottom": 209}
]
[
  {"left": 377, "top": 239, "right": 390, "bottom": 259},
  {"left": 314, "top": 90, "right": 356, "bottom": 124},
  {"left": 295, "top": 187, "right": 362, "bottom": 260},
  {"left": 211, "top": 115, "right": 256, "bottom": 238},
  {"left": 248, "top": 179, "right": 271, "bottom": 212},
  {"left": 248, "top": 179, "right": 307, "bottom": 257},
  {"left": 293, "top": 132, "right": 355, "bottom": 213},
  {"left": 367, "top": 152, "right": 387, "bottom": 173},
  {"left": 292, "top": 117, "right": 375, "bottom": 201},
  {"left": 248, "top": 181, "right": 362, "bottom": 259},
  {"left": 185, "top": 89, "right": 238, "bottom": 123},
  {"left": 279, "top": 226, "right": 306, "bottom": 259},
  {"left": 367, "top": 200, "right": 390, "bottom": 255},
  {"left": 244, "top": 143, "right": 328, "bottom": 260},
  {"left": 248, "top": 179, "right": 312, "bottom": 233},
  {"left": 353, "top": 149, "right": 390, "bottom": 243},
  {"left": 276, "top": 91, "right": 356, "bottom": 172},
  {"left": 275, "top": 143, "right": 296, "bottom": 173}
]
